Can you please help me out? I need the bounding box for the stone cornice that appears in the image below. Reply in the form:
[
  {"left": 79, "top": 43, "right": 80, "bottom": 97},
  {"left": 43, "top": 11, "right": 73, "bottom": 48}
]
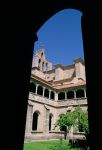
[{"left": 31, "top": 74, "right": 86, "bottom": 91}]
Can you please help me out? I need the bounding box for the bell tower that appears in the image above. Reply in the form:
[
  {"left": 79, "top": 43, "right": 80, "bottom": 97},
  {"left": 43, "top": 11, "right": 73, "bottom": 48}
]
[{"left": 32, "top": 48, "right": 52, "bottom": 72}]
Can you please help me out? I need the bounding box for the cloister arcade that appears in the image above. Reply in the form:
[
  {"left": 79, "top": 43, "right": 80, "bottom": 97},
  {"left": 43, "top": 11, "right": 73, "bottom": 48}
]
[{"left": 29, "top": 82, "right": 87, "bottom": 101}]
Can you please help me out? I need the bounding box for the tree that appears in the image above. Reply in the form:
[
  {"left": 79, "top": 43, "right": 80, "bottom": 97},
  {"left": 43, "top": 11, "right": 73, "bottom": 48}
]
[
  {"left": 55, "top": 106, "right": 89, "bottom": 138},
  {"left": 74, "top": 107, "right": 89, "bottom": 137}
]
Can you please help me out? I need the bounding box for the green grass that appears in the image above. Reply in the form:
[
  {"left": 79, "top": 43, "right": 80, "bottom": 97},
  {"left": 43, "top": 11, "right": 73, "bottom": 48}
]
[{"left": 24, "top": 140, "right": 81, "bottom": 150}]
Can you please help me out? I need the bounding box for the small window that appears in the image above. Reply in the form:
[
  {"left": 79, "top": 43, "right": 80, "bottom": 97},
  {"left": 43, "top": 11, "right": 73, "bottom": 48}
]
[
  {"left": 41, "top": 52, "right": 43, "bottom": 57},
  {"left": 39, "top": 59, "right": 41, "bottom": 63}
]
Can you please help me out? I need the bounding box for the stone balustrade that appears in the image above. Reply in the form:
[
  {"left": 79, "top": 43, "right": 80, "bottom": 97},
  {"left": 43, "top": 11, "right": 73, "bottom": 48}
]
[{"left": 29, "top": 92, "right": 87, "bottom": 107}]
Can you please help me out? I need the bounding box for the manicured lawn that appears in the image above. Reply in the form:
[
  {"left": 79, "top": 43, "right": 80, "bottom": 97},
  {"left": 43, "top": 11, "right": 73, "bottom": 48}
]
[{"left": 24, "top": 140, "right": 81, "bottom": 150}]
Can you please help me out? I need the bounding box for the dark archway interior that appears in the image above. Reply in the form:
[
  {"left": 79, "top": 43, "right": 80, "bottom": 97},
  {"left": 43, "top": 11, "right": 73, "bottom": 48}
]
[
  {"left": 58, "top": 92, "right": 65, "bottom": 100},
  {"left": 76, "top": 89, "right": 84, "bottom": 98},
  {"left": 67, "top": 91, "right": 74, "bottom": 99},
  {"left": 37, "top": 86, "right": 43, "bottom": 96},
  {"left": 8, "top": 1, "right": 99, "bottom": 150},
  {"left": 51, "top": 91, "right": 55, "bottom": 100},
  {"left": 44, "top": 88, "right": 49, "bottom": 98},
  {"left": 32, "top": 112, "right": 38, "bottom": 130}
]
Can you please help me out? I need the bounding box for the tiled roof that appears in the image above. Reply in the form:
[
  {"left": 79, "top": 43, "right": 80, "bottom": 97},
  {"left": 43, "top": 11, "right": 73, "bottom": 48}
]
[
  {"left": 52, "top": 81, "right": 86, "bottom": 89},
  {"left": 31, "top": 74, "right": 86, "bottom": 90}
]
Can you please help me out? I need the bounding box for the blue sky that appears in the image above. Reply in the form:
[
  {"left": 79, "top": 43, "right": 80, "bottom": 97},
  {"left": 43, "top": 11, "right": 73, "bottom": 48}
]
[{"left": 34, "top": 9, "right": 84, "bottom": 67}]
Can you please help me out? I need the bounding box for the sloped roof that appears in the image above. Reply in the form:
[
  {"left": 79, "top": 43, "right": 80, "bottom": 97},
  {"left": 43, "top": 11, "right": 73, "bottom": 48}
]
[{"left": 31, "top": 74, "right": 86, "bottom": 91}]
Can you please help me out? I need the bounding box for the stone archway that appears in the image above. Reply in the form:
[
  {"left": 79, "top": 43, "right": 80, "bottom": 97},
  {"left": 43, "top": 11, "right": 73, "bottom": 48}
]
[
  {"left": 8, "top": 1, "right": 99, "bottom": 150},
  {"left": 32, "top": 111, "right": 40, "bottom": 131}
]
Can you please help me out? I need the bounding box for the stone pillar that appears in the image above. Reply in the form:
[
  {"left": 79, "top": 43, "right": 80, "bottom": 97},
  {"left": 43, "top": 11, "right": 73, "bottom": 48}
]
[
  {"left": 35, "top": 84, "right": 39, "bottom": 94},
  {"left": 43, "top": 105, "right": 50, "bottom": 134},
  {"left": 25, "top": 104, "right": 33, "bottom": 135},
  {"left": 55, "top": 91, "right": 58, "bottom": 101},
  {"left": 84, "top": 88, "right": 86, "bottom": 98},
  {"left": 43, "top": 87, "right": 45, "bottom": 97},
  {"left": 49, "top": 90, "right": 51, "bottom": 99},
  {"left": 65, "top": 92, "right": 67, "bottom": 100},
  {"left": 74, "top": 90, "right": 76, "bottom": 99},
  {"left": 37, "top": 113, "right": 41, "bottom": 131}
]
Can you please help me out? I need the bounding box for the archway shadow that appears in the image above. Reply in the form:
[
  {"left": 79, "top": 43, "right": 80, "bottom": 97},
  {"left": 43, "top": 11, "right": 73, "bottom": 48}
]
[{"left": 7, "top": 1, "right": 100, "bottom": 150}]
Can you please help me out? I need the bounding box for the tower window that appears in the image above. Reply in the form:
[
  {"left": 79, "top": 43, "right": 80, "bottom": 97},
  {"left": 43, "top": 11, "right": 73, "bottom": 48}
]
[{"left": 41, "top": 52, "right": 43, "bottom": 57}]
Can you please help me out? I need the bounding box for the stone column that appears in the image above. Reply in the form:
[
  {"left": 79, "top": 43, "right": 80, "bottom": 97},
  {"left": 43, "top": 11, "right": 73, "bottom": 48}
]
[
  {"left": 25, "top": 104, "right": 33, "bottom": 135},
  {"left": 55, "top": 91, "right": 58, "bottom": 101},
  {"left": 35, "top": 84, "right": 39, "bottom": 94},
  {"left": 43, "top": 87, "right": 45, "bottom": 97},
  {"left": 74, "top": 90, "right": 76, "bottom": 99},
  {"left": 43, "top": 105, "right": 50, "bottom": 134},
  {"left": 65, "top": 92, "right": 67, "bottom": 100},
  {"left": 84, "top": 88, "right": 86, "bottom": 98},
  {"left": 49, "top": 90, "right": 51, "bottom": 99}
]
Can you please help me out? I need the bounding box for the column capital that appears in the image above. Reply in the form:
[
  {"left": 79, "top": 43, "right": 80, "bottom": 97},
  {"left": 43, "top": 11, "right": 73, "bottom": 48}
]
[
  {"left": 43, "top": 86, "right": 46, "bottom": 89},
  {"left": 49, "top": 89, "right": 51, "bottom": 92},
  {"left": 36, "top": 83, "right": 39, "bottom": 87}
]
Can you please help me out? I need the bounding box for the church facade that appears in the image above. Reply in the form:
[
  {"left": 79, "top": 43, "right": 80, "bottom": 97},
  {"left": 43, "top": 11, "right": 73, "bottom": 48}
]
[{"left": 25, "top": 49, "right": 87, "bottom": 141}]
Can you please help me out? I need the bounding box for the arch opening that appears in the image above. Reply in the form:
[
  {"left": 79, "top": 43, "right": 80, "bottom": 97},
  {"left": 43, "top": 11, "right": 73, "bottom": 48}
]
[
  {"left": 44, "top": 88, "right": 49, "bottom": 98},
  {"left": 37, "top": 86, "right": 43, "bottom": 96},
  {"left": 67, "top": 91, "right": 74, "bottom": 99},
  {"left": 29, "top": 82, "right": 36, "bottom": 93},
  {"left": 32, "top": 112, "right": 39, "bottom": 131},
  {"left": 49, "top": 114, "right": 53, "bottom": 131},
  {"left": 76, "top": 89, "right": 84, "bottom": 98},
  {"left": 58, "top": 92, "right": 65, "bottom": 100},
  {"left": 50, "top": 91, "right": 55, "bottom": 100}
]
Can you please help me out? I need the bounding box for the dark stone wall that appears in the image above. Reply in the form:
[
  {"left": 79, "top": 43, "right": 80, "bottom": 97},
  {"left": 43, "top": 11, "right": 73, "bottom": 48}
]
[{"left": 6, "top": 1, "right": 100, "bottom": 150}]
